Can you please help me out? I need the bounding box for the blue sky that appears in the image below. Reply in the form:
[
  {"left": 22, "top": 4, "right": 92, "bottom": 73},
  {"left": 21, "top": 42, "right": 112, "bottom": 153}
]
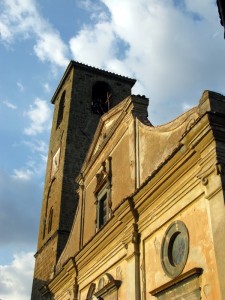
[{"left": 0, "top": 0, "right": 225, "bottom": 299}]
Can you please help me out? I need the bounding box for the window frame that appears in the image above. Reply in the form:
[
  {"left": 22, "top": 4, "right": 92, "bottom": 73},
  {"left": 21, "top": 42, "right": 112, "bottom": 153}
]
[
  {"left": 94, "top": 158, "right": 112, "bottom": 231},
  {"left": 96, "top": 185, "right": 110, "bottom": 229}
]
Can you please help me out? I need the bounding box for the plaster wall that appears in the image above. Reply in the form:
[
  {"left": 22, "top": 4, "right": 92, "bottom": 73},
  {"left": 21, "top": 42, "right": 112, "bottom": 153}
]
[{"left": 143, "top": 197, "right": 220, "bottom": 299}]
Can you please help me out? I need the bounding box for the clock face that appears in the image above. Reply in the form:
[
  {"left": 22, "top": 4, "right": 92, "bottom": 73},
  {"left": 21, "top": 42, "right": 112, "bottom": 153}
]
[{"left": 161, "top": 221, "right": 189, "bottom": 278}]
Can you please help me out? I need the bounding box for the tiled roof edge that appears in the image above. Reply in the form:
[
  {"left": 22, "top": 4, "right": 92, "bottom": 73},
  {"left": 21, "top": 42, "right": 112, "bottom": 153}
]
[{"left": 51, "top": 60, "right": 136, "bottom": 103}]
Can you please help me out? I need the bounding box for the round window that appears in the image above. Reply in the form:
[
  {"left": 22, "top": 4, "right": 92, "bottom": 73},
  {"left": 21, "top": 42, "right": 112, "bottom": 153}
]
[{"left": 161, "top": 221, "right": 189, "bottom": 278}]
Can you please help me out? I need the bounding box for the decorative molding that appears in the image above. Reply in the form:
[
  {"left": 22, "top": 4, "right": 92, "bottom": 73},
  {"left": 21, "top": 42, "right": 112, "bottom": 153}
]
[
  {"left": 116, "top": 266, "right": 122, "bottom": 280},
  {"left": 185, "top": 117, "right": 199, "bottom": 132},
  {"left": 86, "top": 273, "right": 121, "bottom": 300},
  {"left": 196, "top": 174, "right": 208, "bottom": 186},
  {"left": 86, "top": 282, "right": 96, "bottom": 300},
  {"left": 150, "top": 268, "right": 203, "bottom": 297},
  {"left": 94, "top": 158, "right": 112, "bottom": 195},
  {"left": 94, "top": 273, "right": 121, "bottom": 299},
  {"left": 197, "top": 161, "right": 224, "bottom": 186}
]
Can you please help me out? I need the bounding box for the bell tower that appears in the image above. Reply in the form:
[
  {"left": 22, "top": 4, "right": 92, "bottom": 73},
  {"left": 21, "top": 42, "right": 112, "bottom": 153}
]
[{"left": 31, "top": 61, "right": 136, "bottom": 299}]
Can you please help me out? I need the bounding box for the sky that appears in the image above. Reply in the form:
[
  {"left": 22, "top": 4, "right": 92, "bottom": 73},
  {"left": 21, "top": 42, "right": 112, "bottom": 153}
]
[{"left": 0, "top": 0, "right": 225, "bottom": 299}]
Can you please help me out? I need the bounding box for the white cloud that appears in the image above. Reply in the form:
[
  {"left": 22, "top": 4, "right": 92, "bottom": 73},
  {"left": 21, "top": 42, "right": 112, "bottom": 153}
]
[
  {"left": 40, "top": 153, "right": 48, "bottom": 163},
  {"left": 17, "top": 81, "right": 24, "bottom": 92},
  {"left": 43, "top": 83, "right": 51, "bottom": 93},
  {"left": 34, "top": 31, "right": 69, "bottom": 67},
  {"left": 76, "top": 0, "right": 110, "bottom": 22},
  {"left": 2, "top": 100, "right": 17, "bottom": 110},
  {"left": 0, "top": 252, "right": 34, "bottom": 300},
  {"left": 24, "top": 98, "right": 52, "bottom": 136},
  {"left": 12, "top": 168, "right": 33, "bottom": 181},
  {"left": 69, "top": 0, "right": 225, "bottom": 124},
  {"left": 22, "top": 139, "right": 49, "bottom": 167},
  {"left": 23, "top": 139, "right": 48, "bottom": 155},
  {"left": 9, "top": 138, "right": 48, "bottom": 184},
  {"left": 1, "top": 0, "right": 224, "bottom": 125},
  {"left": 0, "top": 0, "right": 69, "bottom": 67},
  {"left": 70, "top": 22, "right": 116, "bottom": 68},
  {"left": 0, "top": 20, "right": 12, "bottom": 43},
  {"left": 182, "top": 102, "right": 193, "bottom": 112}
]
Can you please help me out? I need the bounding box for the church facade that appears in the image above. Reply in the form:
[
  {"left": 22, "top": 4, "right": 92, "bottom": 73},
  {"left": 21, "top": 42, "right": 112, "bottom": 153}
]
[{"left": 32, "top": 61, "right": 225, "bottom": 300}]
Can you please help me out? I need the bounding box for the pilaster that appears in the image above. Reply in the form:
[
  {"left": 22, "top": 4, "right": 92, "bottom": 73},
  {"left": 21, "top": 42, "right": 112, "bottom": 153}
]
[{"left": 182, "top": 90, "right": 225, "bottom": 298}]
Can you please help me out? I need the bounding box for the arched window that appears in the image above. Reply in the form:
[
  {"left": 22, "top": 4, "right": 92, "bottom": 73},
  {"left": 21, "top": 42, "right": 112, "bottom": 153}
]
[
  {"left": 48, "top": 207, "right": 53, "bottom": 233},
  {"left": 56, "top": 91, "right": 66, "bottom": 128},
  {"left": 91, "top": 81, "right": 112, "bottom": 115}
]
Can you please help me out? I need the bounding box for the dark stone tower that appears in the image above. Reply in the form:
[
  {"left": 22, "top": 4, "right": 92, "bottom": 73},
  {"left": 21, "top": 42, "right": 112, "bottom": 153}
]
[{"left": 31, "top": 61, "right": 135, "bottom": 299}]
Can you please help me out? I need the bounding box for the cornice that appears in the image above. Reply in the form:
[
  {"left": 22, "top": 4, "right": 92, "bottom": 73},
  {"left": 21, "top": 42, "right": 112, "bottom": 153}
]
[
  {"left": 150, "top": 268, "right": 203, "bottom": 296},
  {"left": 48, "top": 258, "right": 76, "bottom": 293},
  {"left": 51, "top": 60, "right": 136, "bottom": 104}
]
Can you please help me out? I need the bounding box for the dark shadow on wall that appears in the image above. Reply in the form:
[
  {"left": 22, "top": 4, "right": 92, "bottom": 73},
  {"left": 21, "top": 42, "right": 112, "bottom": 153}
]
[{"left": 31, "top": 278, "right": 52, "bottom": 300}]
